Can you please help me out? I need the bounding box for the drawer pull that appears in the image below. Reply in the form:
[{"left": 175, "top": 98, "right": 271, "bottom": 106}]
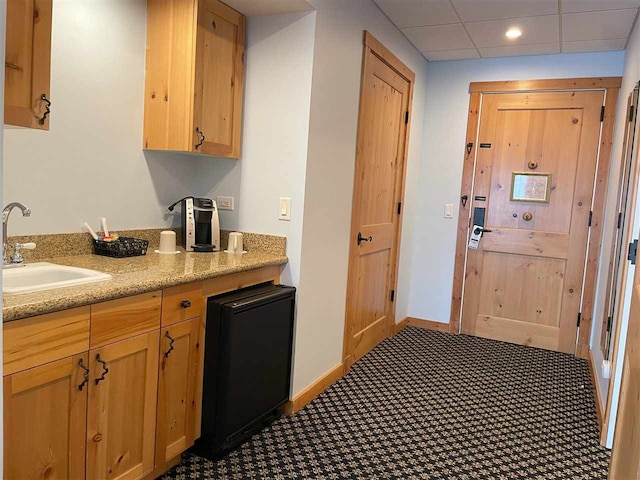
[
  {"left": 78, "top": 358, "right": 90, "bottom": 391},
  {"left": 180, "top": 300, "right": 192, "bottom": 309},
  {"left": 164, "top": 331, "right": 175, "bottom": 359},
  {"left": 95, "top": 354, "right": 109, "bottom": 385}
]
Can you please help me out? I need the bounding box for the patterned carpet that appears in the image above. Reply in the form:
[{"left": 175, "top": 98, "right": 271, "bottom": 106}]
[{"left": 162, "top": 327, "right": 610, "bottom": 479}]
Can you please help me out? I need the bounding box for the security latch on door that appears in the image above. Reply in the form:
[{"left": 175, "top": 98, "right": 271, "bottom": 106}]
[{"left": 629, "top": 239, "right": 638, "bottom": 265}]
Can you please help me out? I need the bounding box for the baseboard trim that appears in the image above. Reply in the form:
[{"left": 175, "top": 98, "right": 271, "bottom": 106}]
[
  {"left": 396, "top": 317, "right": 450, "bottom": 333},
  {"left": 588, "top": 348, "right": 604, "bottom": 432},
  {"left": 394, "top": 318, "right": 409, "bottom": 334},
  {"left": 283, "top": 363, "right": 344, "bottom": 415}
]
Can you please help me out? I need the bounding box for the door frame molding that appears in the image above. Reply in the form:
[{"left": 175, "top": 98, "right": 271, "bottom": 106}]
[
  {"left": 342, "top": 32, "right": 415, "bottom": 370},
  {"left": 449, "top": 77, "right": 622, "bottom": 359}
]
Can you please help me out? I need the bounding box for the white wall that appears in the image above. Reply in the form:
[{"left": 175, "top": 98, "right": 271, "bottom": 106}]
[
  {"left": 292, "top": 0, "right": 429, "bottom": 395},
  {"left": 591, "top": 18, "right": 640, "bottom": 448},
  {"left": 407, "top": 51, "right": 625, "bottom": 324},
  {"left": 2, "top": 1, "right": 315, "bottom": 291},
  {"left": 4, "top": 0, "right": 179, "bottom": 234},
  {"left": 201, "top": 11, "right": 316, "bottom": 286}
]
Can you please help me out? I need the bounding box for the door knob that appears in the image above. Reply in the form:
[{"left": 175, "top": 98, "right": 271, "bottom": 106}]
[{"left": 357, "top": 232, "right": 372, "bottom": 246}]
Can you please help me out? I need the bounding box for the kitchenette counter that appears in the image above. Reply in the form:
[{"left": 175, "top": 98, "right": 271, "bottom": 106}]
[{"left": 3, "top": 248, "right": 288, "bottom": 322}]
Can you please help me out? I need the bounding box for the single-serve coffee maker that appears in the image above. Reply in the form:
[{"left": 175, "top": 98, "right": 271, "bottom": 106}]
[{"left": 168, "top": 197, "right": 220, "bottom": 252}]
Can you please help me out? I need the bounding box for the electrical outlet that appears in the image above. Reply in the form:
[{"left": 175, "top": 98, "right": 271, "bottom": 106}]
[{"left": 216, "top": 196, "right": 234, "bottom": 211}]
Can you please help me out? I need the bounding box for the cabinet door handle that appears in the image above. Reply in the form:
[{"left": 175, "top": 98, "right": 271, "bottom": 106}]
[
  {"left": 164, "top": 331, "right": 175, "bottom": 359},
  {"left": 95, "top": 354, "right": 109, "bottom": 385},
  {"left": 39, "top": 93, "right": 51, "bottom": 125},
  {"left": 195, "top": 127, "right": 205, "bottom": 149},
  {"left": 180, "top": 299, "right": 192, "bottom": 309},
  {"left": 78, "top": 358, "right": 90, "bottom": 391},
  {"left": 357, "top": 232, "right": 372, "bottom": 246}
]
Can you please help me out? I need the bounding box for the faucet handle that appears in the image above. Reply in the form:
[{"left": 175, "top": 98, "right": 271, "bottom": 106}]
[{"left": 11, "top": 242, "right": 36, "bottom": 264}]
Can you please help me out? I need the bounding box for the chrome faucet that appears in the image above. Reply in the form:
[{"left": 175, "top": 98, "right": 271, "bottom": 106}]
[{"left": 3, "top": 202, "right": 31, "bottom": 266}]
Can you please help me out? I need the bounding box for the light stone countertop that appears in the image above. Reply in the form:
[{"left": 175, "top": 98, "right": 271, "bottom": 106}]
[{"left": 3, "top": 249, "right": 288, "bottom": 322}]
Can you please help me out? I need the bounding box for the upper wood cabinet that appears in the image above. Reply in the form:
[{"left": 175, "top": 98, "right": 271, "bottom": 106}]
[
  {"left": 144, "top": 0, "right": 246, "bottom": 158},
  {"left": 4, "top": 0, "right": 53, "bottom": 129}
]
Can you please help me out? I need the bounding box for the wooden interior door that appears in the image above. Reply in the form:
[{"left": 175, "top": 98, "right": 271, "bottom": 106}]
[
  {"left": 87, "top": 331, "right": 159, "bottom": 480},
  {"left": 601, "top": 86, "right": 640, "bottom": 357},
  {"left": 155, "top": 318, "right": 200, "bottom": 466},
  {"left": 4, "top": 0, "right": 52, "bottom": 129},
  {"left": 461, "top": 91, "right": 604, "bottom": 353},
  {"left": 192, "top": 0, "right": 245, "bottom": 158},
  {"left": 4, "top": 353, "right": 88, "bottom": 480},
  {"left": 343, "top": 33, "right": 414, "bottom": 368},
  {"left": 609, "top": 237, "right": 640, "bottom": 478}
]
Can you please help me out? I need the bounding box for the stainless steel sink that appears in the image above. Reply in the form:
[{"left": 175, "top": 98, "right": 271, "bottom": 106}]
[{"left": 3, "top": 262, "right": 112, "bottom": 295}]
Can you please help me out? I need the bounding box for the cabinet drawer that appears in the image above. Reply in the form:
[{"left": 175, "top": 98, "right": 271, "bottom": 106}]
[
  {"left": 162, "top": 282, "right": 203, "bottom": 327},
  {"left": 91, "top": 291, "right": 161, "bottom": 348},
  {"left": 3, "top": 307, "right": 90, "bottom": 376}
]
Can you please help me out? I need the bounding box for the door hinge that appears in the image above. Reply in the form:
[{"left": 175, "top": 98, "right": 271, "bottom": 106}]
[
  {"left": 397, "top": 202, "right": 402, "bottom": 215},
  {"left": 390, "top": 290, "right": 395, "bottom": 302},
  {"left": 601, "top": 106, "right": 605, "bottom": 122},
  {"left": 629, "top": 239, "right": 638, "bottom": 265},
  {"left": 618, "top": 212, "right": 623, "bottom": 229},
  {"left": 588, "top": 211, "right": 593, "bottom": 227},
  {"left": 577, "top": 312, "right": 581, "bottom": 327},
  {"left": 630, "top": 105, "right": 635, "bottom": 122},
  {"left": 405, "top": 111, "right": 409, "bottom": 124},
  {"left": 607, "top": 316, "right": 613, "bottom": 333}
]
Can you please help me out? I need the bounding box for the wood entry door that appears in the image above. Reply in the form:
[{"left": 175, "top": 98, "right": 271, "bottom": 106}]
[
  {"left": 461, "top": 91, "right": 604, "bottom": 353},
  {"left": 609, "top": 241, "right": 640, "bottom": 478},
  {"left": 344, "top": 33, "right": 414, "bottom": 368}
]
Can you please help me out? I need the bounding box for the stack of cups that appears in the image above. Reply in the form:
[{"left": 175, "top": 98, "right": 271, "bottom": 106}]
[
  {"left": 156, "top": 231, "right": 179, "bottom": 254},
  {"left": 227, "top": 232, "right": 244, "bottom": 254}
]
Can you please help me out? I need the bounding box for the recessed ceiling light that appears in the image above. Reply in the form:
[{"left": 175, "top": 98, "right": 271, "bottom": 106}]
[{"left": 505, "top": 27, "right": 522, "bottom": 39}]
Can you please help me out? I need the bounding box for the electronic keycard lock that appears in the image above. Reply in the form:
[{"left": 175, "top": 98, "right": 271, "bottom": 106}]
[{"left": 468, "top": 207, "right": 492, "bottom": 250}]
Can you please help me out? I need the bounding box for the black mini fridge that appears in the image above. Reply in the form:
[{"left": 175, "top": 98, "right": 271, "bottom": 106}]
[{"left": 193, "top": 283, "right": 296, "bottom": 459}]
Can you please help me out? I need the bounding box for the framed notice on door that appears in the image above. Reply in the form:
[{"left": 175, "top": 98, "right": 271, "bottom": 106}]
[{"left": 510, "top": 172, "right": 551, "bottom": 203}]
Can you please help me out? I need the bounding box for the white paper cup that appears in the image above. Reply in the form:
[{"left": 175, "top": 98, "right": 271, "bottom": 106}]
[
  {"left": 228, "top": 232, "right": 243, "bottom": 254},
  {"left": 158, "top": 230, "right": 177, "bottom": 253}
]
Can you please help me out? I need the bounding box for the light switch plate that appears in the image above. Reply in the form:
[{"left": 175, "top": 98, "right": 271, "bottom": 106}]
[
  {"left": 444, "top": 204, "right": 454, "bottom": 219},
  {"left": 279, "top": 197, "right": 292, "bottom": 221},
  {"left": 216, "top": 196, "right": 234, "bottom": 211}
]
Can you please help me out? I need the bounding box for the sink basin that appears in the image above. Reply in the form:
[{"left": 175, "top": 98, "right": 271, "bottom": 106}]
[{"left": 3, "top": 262, "right": 112, "bottom": 295}]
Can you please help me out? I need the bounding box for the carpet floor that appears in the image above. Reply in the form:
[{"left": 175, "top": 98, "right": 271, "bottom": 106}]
[{"left": 162, "top": 327, "right": 610, "bottom": 479}]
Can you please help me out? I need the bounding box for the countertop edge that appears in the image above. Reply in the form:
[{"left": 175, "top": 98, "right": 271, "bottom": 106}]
[{"left": 3, "top": 256, "right": 288, "bottom": 323}]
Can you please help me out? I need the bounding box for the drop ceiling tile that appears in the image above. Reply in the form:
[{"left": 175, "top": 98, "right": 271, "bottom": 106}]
[
  {"left": 562, "top": 0, "right": 640, "bottom": 14},
  {"left": 373, "top": 0, "right": 460, "bottom": 28},
  {"left": 451, "top": 0, "right": 558, "bottom": 22},
  {"left": 465, "top": 15, "right": 559, "bottom": 48},
  {"left": 423, "top": 48, "right": 481, "bottom": 61},
  {"left": 402, "top": 23, "right": 475, "bottom": 52},
  {"left": 562, "top": 38, "right": 628, "bottom": 52},
  {"left": 562, "top": 9, "right": 637, "bottom": 41},
  {"left": 479, "top": 43, "right": 560, "bottom": 57}
]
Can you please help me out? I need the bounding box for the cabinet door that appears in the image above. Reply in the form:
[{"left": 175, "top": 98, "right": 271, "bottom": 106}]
[
  {"left": 5, "top": 0, "right": 52, "bottom": 129},
  {"left": 87, "top": 331, "right": 160, "bottom": 480},
  {"left": 192, "top": 0, "right": 245, "bottom": 158},
  {"left": 4, "top": 353, "right": 89, "bottom": 480},
  {"left": 155, "top": 318, "right": 201, "bottom": 466}
]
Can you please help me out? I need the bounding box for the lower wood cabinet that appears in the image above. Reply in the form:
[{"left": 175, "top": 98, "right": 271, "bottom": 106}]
[
  {"left": 4, "top": 353, "right": 88, "bottom": 480},
  {"left": 3, "top": 269, "right": 280, "bottom": 479},
  {"left": 155, "top": 318, "right": 201, "bottom": 466},
  {"left": 87, "top": 331, "right": 160, "bottom": 480}
]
